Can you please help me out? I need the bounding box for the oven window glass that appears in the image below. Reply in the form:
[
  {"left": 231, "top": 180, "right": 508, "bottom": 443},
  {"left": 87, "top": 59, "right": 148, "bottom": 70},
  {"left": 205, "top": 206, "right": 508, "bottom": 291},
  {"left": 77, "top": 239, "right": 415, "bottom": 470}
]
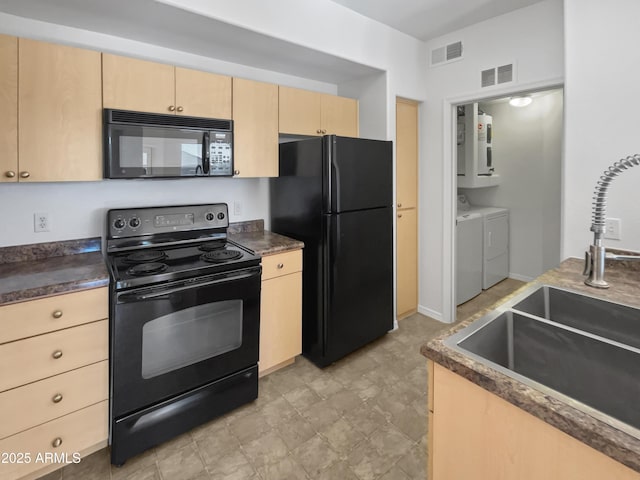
[{"left": 141, "top": 300, "right": 243, "bottom": 379}]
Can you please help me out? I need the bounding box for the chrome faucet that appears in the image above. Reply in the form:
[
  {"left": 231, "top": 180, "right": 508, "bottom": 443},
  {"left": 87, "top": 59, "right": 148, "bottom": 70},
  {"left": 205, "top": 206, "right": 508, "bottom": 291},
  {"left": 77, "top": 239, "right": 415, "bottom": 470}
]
[{"left": 584, "top": 154, "right": 640, "bottom": 288}]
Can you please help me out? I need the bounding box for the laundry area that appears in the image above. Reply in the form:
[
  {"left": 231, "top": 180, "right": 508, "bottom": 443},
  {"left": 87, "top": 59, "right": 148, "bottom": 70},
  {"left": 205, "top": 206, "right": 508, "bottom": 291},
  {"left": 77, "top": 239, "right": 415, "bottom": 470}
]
[{"left": 455, "top": 89, "right": 563, "bottom": 308}]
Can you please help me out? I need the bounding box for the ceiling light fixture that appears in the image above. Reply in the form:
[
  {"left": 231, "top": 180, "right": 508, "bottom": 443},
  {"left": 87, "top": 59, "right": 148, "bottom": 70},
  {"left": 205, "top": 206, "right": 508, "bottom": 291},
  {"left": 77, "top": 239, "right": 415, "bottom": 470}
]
[{"left": 509, "top": 95, "right": 532, "bottom": 107}]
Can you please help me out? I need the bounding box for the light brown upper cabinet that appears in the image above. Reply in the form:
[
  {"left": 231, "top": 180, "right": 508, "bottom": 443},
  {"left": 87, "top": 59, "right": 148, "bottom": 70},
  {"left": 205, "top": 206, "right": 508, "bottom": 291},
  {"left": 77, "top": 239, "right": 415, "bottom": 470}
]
[
  {"left": 279, "top": 86, "right": 358, "bottom": 137},
  {"left": 18, "top": 39, "right": 102, "bottom": 182},
  {"left": 232, "top": 78, "right": 279, "bottom": 178},
  {"left": 102, "top": 54, "right": 232, "bottom": 119},
  {"left": 396, "top": 98, "right": 418, "bottom": 210},
  {"left": 0, "top": 34, "right": 17, "bottom": 183},
  {"left": 320, "top": 93, "right": 359, "bottom": 137}
]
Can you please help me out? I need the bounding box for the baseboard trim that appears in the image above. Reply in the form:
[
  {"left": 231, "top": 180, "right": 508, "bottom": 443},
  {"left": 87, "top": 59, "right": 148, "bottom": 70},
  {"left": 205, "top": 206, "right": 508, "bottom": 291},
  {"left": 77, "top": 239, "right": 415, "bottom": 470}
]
[
  {"left": 508, "top": 273, "right": 535, "bottom": 282},
  {"left": 418, "top": 305, "right": 444, "bottom": 322}
]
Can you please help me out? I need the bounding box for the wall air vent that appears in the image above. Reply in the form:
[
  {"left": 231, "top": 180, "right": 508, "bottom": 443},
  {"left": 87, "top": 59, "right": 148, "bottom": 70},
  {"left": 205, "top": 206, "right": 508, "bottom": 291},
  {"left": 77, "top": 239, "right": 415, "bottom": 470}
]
[
  {"left": 497, "top": 64, "right": 513, "bottom": 84},
  {"left": 480, "top": 63, "right": 515, "bottom": 88},
  {"left": 430, "top": 40, "right": 463, "bottom": 67},
  {"left": 481, "top": 68, "right": 496, "bottom": 87}
]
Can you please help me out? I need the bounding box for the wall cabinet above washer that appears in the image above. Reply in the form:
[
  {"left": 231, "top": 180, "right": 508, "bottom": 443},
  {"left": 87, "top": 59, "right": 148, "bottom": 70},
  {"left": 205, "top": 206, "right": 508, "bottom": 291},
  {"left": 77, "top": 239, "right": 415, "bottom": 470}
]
[
  {"left": 102, "top": 54, "right": 232, "bottom": 119},
  {"left": 279, "top": 86, "right": 359, "bottom": 137}
]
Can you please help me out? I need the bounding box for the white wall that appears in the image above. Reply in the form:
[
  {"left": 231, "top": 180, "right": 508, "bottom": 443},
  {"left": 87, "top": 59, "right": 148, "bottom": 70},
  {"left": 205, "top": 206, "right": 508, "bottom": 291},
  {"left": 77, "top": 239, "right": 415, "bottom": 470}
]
[
  {"left": 462, "top": 89, "right": 563, "bottom": 281},
  {"left": 563, "top": 0, "right": 640, "bottom": 259},
  {"left": 421, "top": 0, "right": 564, "bottom": 322},
  {"left": 0, "top": 4, "right": 427, "bottom": 248}
]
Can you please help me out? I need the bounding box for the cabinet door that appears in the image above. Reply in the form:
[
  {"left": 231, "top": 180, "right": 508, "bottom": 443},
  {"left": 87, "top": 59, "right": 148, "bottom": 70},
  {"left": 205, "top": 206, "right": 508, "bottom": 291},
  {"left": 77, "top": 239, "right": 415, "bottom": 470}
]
[
  {"left": 175, "top": 67, "right": 231, "bottom": 119},
  {"left": 232, "top": 78, "right": 279, "bottom": 177},
  {"left": 259, "top": 271, "right": 302, "bottom": 374},
  {"left": 396, "top": 99, "right": 418, "bottom": 209},
  {"left": 0, "top": 34, "right": 17, "bottom": 183},
  {"left": 103, "top": 53, "right": 175, "bottom": 114},
  {"left": 279, "top": 86, "right": 321, "bottom": 136},
  {"left": 19, "top": 39, "right": 102, "bottom": 182},
  {"left": 321, "top": 94, "right": 359, "bottom": 137},
  {"left": 396, "top": 208, "right": 418, "bottom": 318}
]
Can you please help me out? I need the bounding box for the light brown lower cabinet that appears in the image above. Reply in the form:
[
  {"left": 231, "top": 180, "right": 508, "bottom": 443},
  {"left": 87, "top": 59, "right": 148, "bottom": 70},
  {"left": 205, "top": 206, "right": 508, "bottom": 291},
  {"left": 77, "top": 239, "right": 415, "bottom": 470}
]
[
  {"left": 0, "top": 401, "right": 108, "bottom": 480},
  {"left": 259, "top": 249, "right": 303, "bottom": 376},
  {"left": 0, "top": 287, "right": 109, "bottom": 480},
  {"left": 428, "top": 362, "right": 640, "bottom": 480},
  {"left": 396, "top": 207, "right": 418, "bottom": 319}
]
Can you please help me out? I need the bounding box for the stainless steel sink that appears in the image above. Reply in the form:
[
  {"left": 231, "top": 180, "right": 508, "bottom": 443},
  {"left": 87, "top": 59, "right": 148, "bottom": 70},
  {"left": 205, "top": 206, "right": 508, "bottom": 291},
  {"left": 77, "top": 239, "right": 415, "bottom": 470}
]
[
  {"left": 445, "top": 284, "right": 640, "bottom": 433},
  {"left": 511, "top": 285, "right": 640, "bottom": 349}
]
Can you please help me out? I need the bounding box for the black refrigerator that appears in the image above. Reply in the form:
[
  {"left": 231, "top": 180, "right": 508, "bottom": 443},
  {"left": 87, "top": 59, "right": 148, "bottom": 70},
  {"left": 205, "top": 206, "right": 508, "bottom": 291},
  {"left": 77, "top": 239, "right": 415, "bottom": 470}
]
[{"left": 270, "top": 135, "right": 393, "bottom": 368}]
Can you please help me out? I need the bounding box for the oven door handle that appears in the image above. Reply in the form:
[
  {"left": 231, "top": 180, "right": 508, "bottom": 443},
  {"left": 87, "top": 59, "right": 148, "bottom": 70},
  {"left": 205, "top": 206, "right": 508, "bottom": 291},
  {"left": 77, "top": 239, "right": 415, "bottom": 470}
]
[{"left": 118, "top": 269, "right": 260, "bottom": 303}]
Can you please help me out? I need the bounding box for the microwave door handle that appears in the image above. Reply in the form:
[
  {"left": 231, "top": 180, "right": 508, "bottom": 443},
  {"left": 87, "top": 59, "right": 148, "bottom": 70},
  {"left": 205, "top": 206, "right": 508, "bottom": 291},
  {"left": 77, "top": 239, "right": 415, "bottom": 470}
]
[
  {"left": 202, "top": 132, "right": 210, "bottom": 175},
  {"left": 118, "top": 269, "right": 260, "bottom": 303}
]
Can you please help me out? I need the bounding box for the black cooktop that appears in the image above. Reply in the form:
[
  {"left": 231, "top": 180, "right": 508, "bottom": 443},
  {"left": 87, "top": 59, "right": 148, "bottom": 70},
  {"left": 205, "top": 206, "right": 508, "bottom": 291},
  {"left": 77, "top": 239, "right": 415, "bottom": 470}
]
[{"left": 108, "top": 239, "right": 260, "bottom": 290}]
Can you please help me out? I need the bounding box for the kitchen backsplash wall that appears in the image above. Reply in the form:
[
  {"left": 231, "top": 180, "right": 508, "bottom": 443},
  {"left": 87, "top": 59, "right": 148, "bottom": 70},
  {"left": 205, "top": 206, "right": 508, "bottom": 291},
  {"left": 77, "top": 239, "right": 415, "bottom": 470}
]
[{"left": 0, "top": 178, "right": 270, "bottom": 247}]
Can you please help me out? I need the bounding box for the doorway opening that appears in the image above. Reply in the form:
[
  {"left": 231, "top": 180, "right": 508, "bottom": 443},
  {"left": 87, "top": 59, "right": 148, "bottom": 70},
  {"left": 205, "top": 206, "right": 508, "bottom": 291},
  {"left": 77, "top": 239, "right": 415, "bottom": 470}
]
[{"left": 453, "top": 87, "right": 564, "bottom": 319}]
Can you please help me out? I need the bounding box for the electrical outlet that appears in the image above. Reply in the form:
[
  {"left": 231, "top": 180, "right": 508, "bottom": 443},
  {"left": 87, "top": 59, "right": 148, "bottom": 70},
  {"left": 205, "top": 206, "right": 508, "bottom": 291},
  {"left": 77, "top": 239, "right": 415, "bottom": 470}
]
[
  {"left": 34, "top": 212, "right": 50, "bottom": 233},
  {"left": 604, "top": 218, "right": 621, "bottom": 240},
  {"left": 234, "top": 201, "right": 242, "bottom": 216}
]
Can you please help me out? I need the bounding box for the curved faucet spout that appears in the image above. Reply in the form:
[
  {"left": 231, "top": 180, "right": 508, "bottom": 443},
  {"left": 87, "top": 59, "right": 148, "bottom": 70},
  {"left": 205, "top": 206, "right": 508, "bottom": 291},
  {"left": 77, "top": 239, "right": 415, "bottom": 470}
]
[{"left": 584, "top": 154, "right": 640, "bottom": 288}]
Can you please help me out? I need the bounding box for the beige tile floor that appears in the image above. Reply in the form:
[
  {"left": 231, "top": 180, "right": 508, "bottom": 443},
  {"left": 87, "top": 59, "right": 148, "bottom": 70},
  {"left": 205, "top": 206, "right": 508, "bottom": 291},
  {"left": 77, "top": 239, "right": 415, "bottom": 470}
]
[{"left": 39, "top": 278, "right": 523, "bottom": 480}]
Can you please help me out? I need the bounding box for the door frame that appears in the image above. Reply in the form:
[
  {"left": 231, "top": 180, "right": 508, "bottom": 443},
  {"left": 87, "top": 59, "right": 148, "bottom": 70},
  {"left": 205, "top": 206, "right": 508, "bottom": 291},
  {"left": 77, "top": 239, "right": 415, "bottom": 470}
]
[{"left": 442, "top": 77, "right": 564, "bottom": 323}]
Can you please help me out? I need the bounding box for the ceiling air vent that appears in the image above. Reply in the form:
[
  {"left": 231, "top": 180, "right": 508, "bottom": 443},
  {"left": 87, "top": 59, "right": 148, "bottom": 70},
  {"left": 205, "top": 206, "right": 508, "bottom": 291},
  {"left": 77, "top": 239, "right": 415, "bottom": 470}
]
[
  {"left": 480, "top": 63, "right": 515, "bottom": 88},
  {"left": 430, "top": 40, "right": 463, "bottom": 67}
]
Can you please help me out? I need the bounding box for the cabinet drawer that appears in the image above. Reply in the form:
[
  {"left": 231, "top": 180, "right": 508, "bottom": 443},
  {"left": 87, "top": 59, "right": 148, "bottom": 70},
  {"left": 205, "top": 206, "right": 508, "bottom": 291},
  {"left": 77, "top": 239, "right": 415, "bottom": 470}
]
[
  {"left": 0, "top": 288, "right": 108, "bottom": 344},
  {"left": 0, "top": 400, "right": 108, "bottom": 480},
  {"left": 261, "top": 250, "right": 302, "bottom": 280},
  {"left": 0, "top": 320, "right": 108, "bottom": 392},
  {"left": 0, "top": 361, "right": 108, "bottom": 439}
]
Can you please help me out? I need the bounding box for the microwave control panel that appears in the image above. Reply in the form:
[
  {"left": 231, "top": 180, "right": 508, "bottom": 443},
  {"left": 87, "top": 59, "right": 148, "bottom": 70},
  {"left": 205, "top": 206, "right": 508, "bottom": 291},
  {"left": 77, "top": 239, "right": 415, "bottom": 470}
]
[{"left": 209, "top": 132, "right": 233, "bottom": 175}]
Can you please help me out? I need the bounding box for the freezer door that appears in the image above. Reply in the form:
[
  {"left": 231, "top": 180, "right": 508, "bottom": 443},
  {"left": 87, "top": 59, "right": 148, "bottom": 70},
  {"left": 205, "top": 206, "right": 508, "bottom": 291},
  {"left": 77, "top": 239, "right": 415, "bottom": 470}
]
[
  {"left": 322, "top": 208, "right": 393, "bottom": 365},
  {"left": 324, "top": 136, "right": 393, "bottom": 214}
]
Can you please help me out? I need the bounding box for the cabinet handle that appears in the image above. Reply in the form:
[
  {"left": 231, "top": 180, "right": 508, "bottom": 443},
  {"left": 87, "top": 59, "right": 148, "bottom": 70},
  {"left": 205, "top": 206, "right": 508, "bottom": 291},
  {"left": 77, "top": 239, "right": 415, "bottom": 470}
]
[
  {"left": 321, "top": 129, "right": 327, "bottom": 134},
  {"left": 177, "top": 106, "right": 184, "bottom": 112},
  {"left": 398, "top": 203, "right": 402, "bottom": 208},
  {"left": 52, "top": 393, "right": 63, "bottom": 404},
  {"left": 52, "top": 310, "right": 63, "bottom": 319},
  {"left": 52, "top": 437, "right": 63, "bottom": 448},
  {"left": 168, "top": 105, "right": 176, "bottom": 112},
  {"left": 233, "top": 170, "right": 240, "bottom": 175},
  {"left": 52, "top": 350, "right": 63, "bottom": 360},
  {"left": 398, "top": 214, "right": 403, "bottom": 218},
  {"left": 277, "top": 263, "right": 284, "bottom": 269},
  {"left": 19, "top": 171, "right": 30, "bottom": 178},
  {"left": 316, "top": 129, "right": 322, "bottom": 134},
  {"left": 4, "top": 171, "right": 15, "bottom": 178}
]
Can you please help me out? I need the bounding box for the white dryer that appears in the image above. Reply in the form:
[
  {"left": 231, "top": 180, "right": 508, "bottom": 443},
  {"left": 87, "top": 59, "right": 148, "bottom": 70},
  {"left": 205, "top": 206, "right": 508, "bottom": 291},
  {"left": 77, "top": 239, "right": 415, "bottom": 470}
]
[
  {"left": 455, "top": 212, "right": 483, "bottom": 305},
  {"left": 471, "top": 206, "right": 510, "bottom": 289}
]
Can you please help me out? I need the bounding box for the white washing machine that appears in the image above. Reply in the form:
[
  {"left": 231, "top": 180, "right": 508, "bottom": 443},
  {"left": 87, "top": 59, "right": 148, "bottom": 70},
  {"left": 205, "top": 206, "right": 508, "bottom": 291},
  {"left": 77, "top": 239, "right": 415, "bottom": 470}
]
[
  {"left": 456, "top": 212, "right": 483, "bottom": 305},
  {"left": 457, "top": 195, "right": 510, "bottom": 290}
]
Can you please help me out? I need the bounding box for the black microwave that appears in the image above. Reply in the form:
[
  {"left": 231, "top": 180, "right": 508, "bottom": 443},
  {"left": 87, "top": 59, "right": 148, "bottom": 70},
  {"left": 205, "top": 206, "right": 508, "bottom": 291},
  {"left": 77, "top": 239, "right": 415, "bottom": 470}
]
[{"left": 104, "top": 109, "right": 233, "bottom": 179}]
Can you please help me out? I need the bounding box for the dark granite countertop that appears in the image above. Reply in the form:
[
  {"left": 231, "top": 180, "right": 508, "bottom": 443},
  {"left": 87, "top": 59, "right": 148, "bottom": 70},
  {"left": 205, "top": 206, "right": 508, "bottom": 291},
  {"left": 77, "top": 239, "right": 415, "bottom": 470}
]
[
  {"left": 0, "top": 238, "right": 109, "bottom": 306},
  {"left": 421, "top": 257, "right": 640, "bottom": 472},
  {"left": 229, "top": 220, "right": 304, "bottom": 256}
]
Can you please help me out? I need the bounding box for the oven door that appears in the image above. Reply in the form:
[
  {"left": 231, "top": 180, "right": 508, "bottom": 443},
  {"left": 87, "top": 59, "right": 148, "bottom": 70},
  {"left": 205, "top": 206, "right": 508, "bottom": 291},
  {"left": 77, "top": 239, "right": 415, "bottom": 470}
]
[{"left": 111, "top": 266, "right": 260, "bottom": 417}]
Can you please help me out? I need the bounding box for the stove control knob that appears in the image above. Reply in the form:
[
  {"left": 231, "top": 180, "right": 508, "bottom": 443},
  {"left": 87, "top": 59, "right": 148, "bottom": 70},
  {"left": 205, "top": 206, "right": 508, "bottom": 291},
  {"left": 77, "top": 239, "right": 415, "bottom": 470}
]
[
  {"left": 205, "top": 212, "right": 215, "bottom": 221},
  {"left": 129, "top": 217, "right": 140, "bottom": 228},
  {"left": 114, "top": 218, "right": 126, "bottom": 230},
  {"left": 217, "top": 212, "right": 225, "bottom": 220}
]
